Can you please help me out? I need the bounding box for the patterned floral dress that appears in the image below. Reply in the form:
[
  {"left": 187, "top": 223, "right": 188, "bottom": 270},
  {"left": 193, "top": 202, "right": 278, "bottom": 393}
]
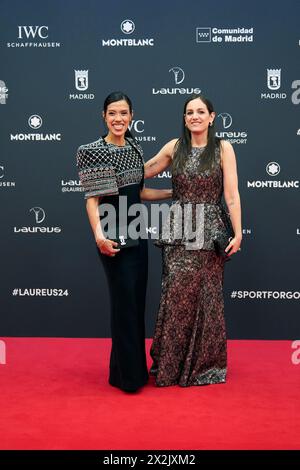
[{"left": 150, "top": 144, "right": 228, "bottom": 386}]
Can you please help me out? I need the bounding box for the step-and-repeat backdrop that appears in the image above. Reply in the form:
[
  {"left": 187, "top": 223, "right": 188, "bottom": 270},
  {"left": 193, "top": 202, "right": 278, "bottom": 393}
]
[{"left": 1, "top": 0, "right": 299, "bottom": 339}]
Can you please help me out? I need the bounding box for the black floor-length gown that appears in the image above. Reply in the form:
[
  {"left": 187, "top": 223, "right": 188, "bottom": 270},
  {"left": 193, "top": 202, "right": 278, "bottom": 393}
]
[{"left": 77, "top": 136, "right": 148, "bottom": 391}]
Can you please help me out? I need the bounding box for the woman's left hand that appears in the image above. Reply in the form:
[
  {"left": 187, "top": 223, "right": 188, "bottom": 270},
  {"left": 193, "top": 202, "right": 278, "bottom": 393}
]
[{"left": 225, "top": 236, "right": 242, "bottom": 257}]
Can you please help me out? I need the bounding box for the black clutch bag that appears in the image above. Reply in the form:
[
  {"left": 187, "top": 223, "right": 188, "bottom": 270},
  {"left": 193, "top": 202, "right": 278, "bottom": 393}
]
[
  {"left": 213, "top": 205, "right": 234, "bottom": 258},
  {"left": 110, "top": 224, "right": 140, "bottom": 249}
]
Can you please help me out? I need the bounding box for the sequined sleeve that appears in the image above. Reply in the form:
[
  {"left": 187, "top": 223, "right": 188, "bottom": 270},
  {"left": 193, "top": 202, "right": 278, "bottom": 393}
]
[{"left": 76, "top": 145, "right": 119, "bottom": 199}]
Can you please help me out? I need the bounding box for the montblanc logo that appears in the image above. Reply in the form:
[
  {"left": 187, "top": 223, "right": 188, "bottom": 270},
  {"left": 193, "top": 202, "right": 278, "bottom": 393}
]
[
  {"left": 102, "top": 19, "right": 154, "bottom": 47},
  {"left": 10, "top": 115, "right": 62, "bottom": 142},
  {"left": 7, "top": 26, "right": 60, "bottom": 48},
  {"left": 0, "top": 80, "right": 8, "bottom": 104},
  {"left": 128, "top": 119, "right": 156, "bottom": 142},
  {"left": 152, "top": 67, "right": 201, "bottom": 95},
  {"left": 28, "top": 115, "right": 42, "bottom": 129},
  {"left": 69, "top": 69, "right": 95, "bottom": 101},
  {"left": 216, "top": 112, "right": 247, "bottom": 144},
  {"left": 247, "top": 162, "right": 299, "bottom": 189},
  {"left": 266, "top": 162, "right": 280, "bottom": 177},
  {"left": 121, "top": 20, "right": 135, "bottom": 34},
  {"left": 196, "top": 26, "right": 254, "bottom": 44},
  {"left": 14, "top": 207, "right": 62, "bottom": 234},
  {"left": 0, "top": 164, "right": 16, "bottom": 189},
  {"left": 261, "top": 68, "right": 286, "bottom": 100}
]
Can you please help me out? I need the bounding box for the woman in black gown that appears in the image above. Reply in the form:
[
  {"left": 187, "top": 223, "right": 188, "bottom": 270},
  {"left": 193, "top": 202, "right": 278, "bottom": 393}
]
[
  {"left": 144, "top": 94, "right": 242, "bottom": 387},
  {"left": 76, "top": 92, "right": 171, "bottom": 392}
]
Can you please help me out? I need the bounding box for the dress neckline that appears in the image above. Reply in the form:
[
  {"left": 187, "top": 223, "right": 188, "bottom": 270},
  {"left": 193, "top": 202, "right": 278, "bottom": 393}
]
[
  {"left": 107, "top": 142, "right": 130, "bottom": 148},
  {"left": 102, "top": 136, "right": 130, "bottom": 148}
]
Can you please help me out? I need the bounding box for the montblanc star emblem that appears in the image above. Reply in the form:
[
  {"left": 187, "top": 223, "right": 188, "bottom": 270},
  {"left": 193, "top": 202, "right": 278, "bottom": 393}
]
[
  {"left": 266, "top": 162, "right": 280, "bottom": 177},
  {"left": 28, "top": 115, "right": 42, "bottom": 129},
  {"left": 121, "top": 20, "right": 135, "bottom": 34}
]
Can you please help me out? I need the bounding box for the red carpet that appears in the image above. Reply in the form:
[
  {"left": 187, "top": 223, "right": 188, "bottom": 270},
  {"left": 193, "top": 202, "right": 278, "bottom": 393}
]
[{"left": 0, "top": 338, "right": 299, "bottom": 450}]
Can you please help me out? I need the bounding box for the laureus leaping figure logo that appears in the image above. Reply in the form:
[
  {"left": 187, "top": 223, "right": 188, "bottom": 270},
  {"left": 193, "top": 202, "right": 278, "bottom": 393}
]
[
  {"left": 30, "top": 207, "right": 46, "bottom": 224},
  {"left": 169, "top": 67, "right": 185, "bottom": 85},
  {"left": 217, "top": 113, "right": 233, "bottom": 129}
]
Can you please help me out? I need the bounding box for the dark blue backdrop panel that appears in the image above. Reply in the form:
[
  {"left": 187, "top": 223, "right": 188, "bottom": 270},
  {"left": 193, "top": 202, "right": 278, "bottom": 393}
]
[{"left": 0, "top": 0, "right": 299, "bottom": 338}]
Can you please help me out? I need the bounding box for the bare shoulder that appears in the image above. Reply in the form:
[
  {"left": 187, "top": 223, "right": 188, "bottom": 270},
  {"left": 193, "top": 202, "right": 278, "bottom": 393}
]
[
  {"left": 220, "top": 140, "right": 236, "bottom": 161},
  {"left": 220, "top": 140, "right": 238, "bottom": 175},
  {"left": 220, "top": 139, "right": 234, "bottom": 153}
]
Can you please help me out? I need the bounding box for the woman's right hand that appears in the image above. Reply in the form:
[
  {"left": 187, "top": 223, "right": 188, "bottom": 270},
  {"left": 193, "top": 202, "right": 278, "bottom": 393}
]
[{"left": 96, "top": 238, "right": 120, "bottom": 257}]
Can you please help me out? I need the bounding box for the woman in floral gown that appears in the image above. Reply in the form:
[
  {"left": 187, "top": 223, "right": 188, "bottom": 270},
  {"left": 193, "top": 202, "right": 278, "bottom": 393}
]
[{"left": 144, "top": 94, "right": 242, "bottom": 386}]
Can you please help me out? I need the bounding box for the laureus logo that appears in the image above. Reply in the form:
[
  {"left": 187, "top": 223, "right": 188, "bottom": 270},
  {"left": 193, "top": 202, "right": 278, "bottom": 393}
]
[
  {"left": 30, "top": 206, "right": 45, "bottom": 224},
  {"left": 152, "top": 67, "right": 201, "bottom": 95},
  {"left": 217, "top": 113, "right": 233, "bottom": 129},
  {"left": 216, "top": 112, "right": 247, "bottom": 145},
  {"left": 169, "top": 67, "right": 185, "bottom": 85},
  {"left": 14, "top": 207, "right": 62, "bottom": 233}
]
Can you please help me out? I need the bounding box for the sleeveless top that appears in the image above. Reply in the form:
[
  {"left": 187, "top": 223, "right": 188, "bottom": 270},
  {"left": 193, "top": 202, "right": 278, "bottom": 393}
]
[
  {"left": 156, "top": 144, "right": 228, "bottom": 251},
  {"left": 76, "top": 136, "right": 144, "bottom": 199}
]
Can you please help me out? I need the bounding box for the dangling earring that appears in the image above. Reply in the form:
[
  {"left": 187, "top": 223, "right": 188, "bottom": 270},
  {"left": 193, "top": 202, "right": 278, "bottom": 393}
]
[{"left": 209, "top": 121, "right": 213, "bottom": 127}]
